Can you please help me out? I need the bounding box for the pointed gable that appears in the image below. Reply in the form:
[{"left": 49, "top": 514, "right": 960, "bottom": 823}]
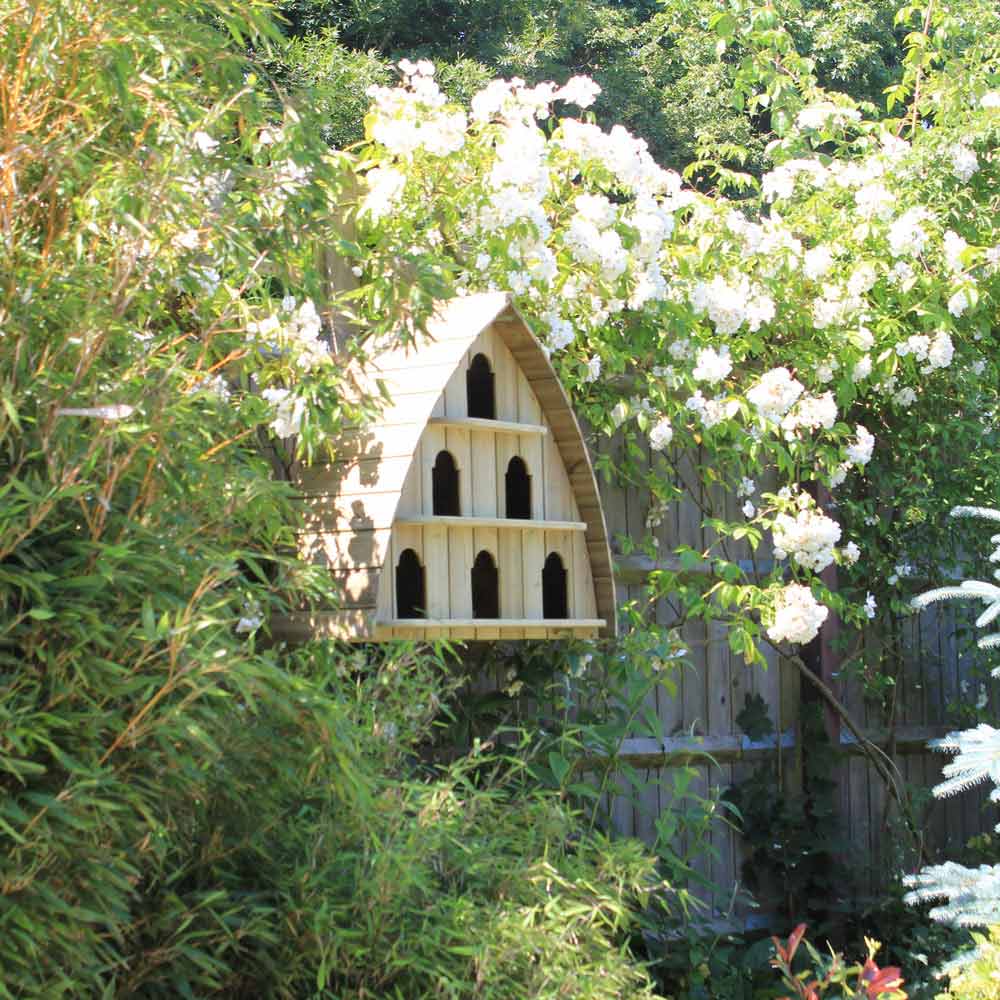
[{"left": 282, "top": 292, "right": 616, "bottom": 642}]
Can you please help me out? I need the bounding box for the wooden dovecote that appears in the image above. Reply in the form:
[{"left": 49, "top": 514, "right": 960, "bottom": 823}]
[{"left": 281, "top": 292, "right": 617, "bottom": 641}]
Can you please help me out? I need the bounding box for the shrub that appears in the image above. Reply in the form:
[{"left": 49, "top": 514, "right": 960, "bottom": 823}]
[{"left": 0, "top": 1, "right": 665, "bottom": 995}]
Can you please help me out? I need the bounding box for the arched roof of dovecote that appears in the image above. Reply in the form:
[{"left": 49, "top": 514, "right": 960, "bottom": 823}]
[{"left": 294, "top": 291, "right": 616, "bottom": 639}]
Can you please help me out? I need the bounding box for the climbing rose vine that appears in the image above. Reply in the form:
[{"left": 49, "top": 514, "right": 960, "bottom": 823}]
[{"left": 335, "top": 41, "right": 1000, "bottom": 657}]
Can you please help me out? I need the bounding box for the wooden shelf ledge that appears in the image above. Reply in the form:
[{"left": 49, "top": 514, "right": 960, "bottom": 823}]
[
  {"left": 386, "top": 618, "right": 606, "bottom": 628},
  {"left": 395, "top": 515, "right": 587, "bottom": 531},
  {"left": 426, "top": 416, "right": 548, "bottom": 436}
]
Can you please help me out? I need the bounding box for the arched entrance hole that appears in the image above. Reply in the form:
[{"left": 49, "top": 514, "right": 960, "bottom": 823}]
[
  {"left": 471, "top": 550, "right": 500, "bottom": 619},
  {"left": 505, "top": 456, "right": 531, "bottom": 520},
  {"left": 466, "top": 353, "right": 496, "bottom": 419},
  {"left": 542, "top": 552, "right": 568, "bottom": 619},
  {"left": 432, "top": 450, "right": 460, "bottom": 515},
  {"left": 396, "top": 548, "right": 426, "bottom": 619}
]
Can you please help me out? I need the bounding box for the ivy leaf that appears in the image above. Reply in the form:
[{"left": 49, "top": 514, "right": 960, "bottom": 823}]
[{"left": 736, "top": 693, "right": 774, "bottom": 742}]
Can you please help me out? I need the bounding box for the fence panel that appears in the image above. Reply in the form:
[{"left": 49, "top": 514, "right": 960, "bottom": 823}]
[{"left": 588, "top": 431, "right": 996, "bottom": 922}]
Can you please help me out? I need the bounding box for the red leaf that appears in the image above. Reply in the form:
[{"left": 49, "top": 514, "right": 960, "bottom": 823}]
[
  {"left": 861, "top": 958, "right": 905, "bottom": 997},
  {"left": 787, "top": 923, "right": 807, "bottom": 963}
]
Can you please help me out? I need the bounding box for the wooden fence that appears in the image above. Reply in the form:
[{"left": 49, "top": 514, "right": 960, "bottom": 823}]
[{"left": 588, "top": 430, "right": 995, "bottom": 925}]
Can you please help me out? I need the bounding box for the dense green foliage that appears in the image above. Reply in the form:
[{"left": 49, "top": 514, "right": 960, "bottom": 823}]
[
  {"left": 5, "top": 0, "right": 1000, "bottom": 994},
  {"left": 0, "top": 2, "right": 666, "bottom": 995},
  {"left": 273, "top": 0, "right": 905, "bottom": 171}
]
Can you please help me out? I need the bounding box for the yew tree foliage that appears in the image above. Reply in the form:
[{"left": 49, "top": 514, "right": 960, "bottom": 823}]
[
  {"left": 0, "top": 2, "right": 663, "bottom": 997},
  {"left": 277, "top": 0, "right": 906, "bottom": 171}
]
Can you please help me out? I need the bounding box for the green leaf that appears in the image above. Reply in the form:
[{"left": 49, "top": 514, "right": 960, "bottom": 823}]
[{"left": 548, "top": 751, "right": 571, "bottom": 785}]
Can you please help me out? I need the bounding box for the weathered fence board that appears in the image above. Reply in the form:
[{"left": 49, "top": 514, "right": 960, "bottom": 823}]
[{"left": 587, "top": 431, "right": 997, "bottom": 922}]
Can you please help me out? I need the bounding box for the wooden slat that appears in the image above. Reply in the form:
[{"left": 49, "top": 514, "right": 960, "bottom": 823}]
[
  {"left": 424, "top": 522, "right": 449, "bottom": 618},
  {"left": 470, "top": 429, "right": 498, "bottom": 518},
  {"left": 394, "top": 515, "right": 587, "bottom": 531},
  {"left": 427, "top": 416, "right": 548, "bottom": 436},
  {"left": 387, "top": 618, "right": 605, "bottom": 628},
  {"left": 446, "top": 425, "right": 473, "bottom": 515},
  {"left": 491, "top": 326, "right": 518, "bottom": 422},
  {"left": 396, "top": 445, "right": 422, "bottom": 518},
  {"left": 366, "top": 363, "right": 460, "bottom": 399},
  {"left": 295, "top": 455, "right": 414, "bottom": 496},
  {"left": 573, "top": 530, "right": 598, "bottom": 619},
  {"left": 300, "top": 491, "right": 401, "bottom": 531},
  {"left": 443, "top": 353, "right": 467, "bottom": 417},
  {"left": 522, "top": 526, "right": 545, "bottom": 625},
  {"left": 543, "top": 426, "right": 573, "bottom": 521},
  {"left": 271, "top": 609, "right": 374, "bottom": 641},
  {"left": 333, "top": 422, "right": 426, "bottom": 461},
  {"left": 330, "top": 568, "right": 378, "bottom": 608},
  {"left": 448, "top": 524, "right": 475, "bottom": 639},
  {"left": 298, "top": 528, "right": 391, "bottom": 571},
  {"left": 499, "top": 516, "right": 524, "bottom": 623}
]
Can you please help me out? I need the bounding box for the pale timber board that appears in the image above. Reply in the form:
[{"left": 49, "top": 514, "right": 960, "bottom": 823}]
[
  {"left": 499, "top": 517, "right": 524, "bottom": 625},
  {"left": 298, "top": 528, "right": 391, "bottom": 572},
  {"left": 424, "top": 523, "right": 450, "bottom": 618},
  {"left": 543, "top": 426, "right": 574, "bottom": 522},
  {"left": 385, "top": 618, "right": 604, "bottom": 630},
  {"left": 573, "top": 531, "right": 598, "bottom": 619},
  {"left": 470, "top": 429, "right": 498, "bottom": 517},
  {"left": 396, "top": 446, "right": 422, "bottom": 518},
  {"left": 272, "top": 609, "right": 374, "bottom": 641},
  {"left": 448, "top": 525, "right": 475, "bottom": 639},
  {"left": 428, "top": 417, "right": 547, "bottom": 436},
  {"left": 445, "top": 425, "right": 473, "bottom": 515},
  {"left": 334, "top": 422, "right": 430, "bottom": 462},
  {"left": 362, "top": 391, "right": 446, "bottom": 429},
  {"left": 522, "top": 527, "right": 545, "bottom": 621},
  {"left": 442, "top": 353, "right": 467, "bottom": 418},
  {"left": 490, "top": 325, "right": 519, "bottom": 422},
  {"left": 515, "top": 363, "right": 543, "bottom": 425},
  {"left": 329, "top": 568, "right": 378, "bottom": 609},
  {"left": 395, "top": 515, "right": 586, "bottom": 531},
  {"left": 366, "top": 363, "right": 463, "bottom": 400},
  {"left": 296, "top": 455, "right": 414, "bottom": 497},
  {"left": 300, "top": 491, "right": 402, "bottom": 532}
]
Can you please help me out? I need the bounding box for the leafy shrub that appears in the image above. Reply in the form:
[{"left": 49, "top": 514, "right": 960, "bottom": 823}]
[
  {"left": 770, "top": 924, "right": 906, "bottom": 999},
  {"left": 0, "top": 1, "right": 666, "bottom": 995},
  {"left": 933, "top": 927, "right": 1000, "bottom": 999}
]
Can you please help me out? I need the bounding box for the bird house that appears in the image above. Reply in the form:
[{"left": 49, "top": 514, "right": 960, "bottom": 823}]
[{"left": 280, "top": 292, "right": 616, "bottom": 641}]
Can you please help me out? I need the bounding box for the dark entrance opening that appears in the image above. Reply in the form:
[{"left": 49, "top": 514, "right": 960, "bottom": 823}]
[
  {"left": 471, "top": 550, "right": 500, "bottom": 619},
  {"left": 542, "top": 552, "right": 568, "bottom": 619},
  {"left": 432, "top": 450, "right": 460, "bottom": 515},
  {"left": 505, "top": 456, "right": 532, "bottom": 519},
  {"left": 396, "top": 548, "right": 426, "bottom": 619},
  {"left": 466, "top": 353, "right": 496, "bottom": 419}
]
